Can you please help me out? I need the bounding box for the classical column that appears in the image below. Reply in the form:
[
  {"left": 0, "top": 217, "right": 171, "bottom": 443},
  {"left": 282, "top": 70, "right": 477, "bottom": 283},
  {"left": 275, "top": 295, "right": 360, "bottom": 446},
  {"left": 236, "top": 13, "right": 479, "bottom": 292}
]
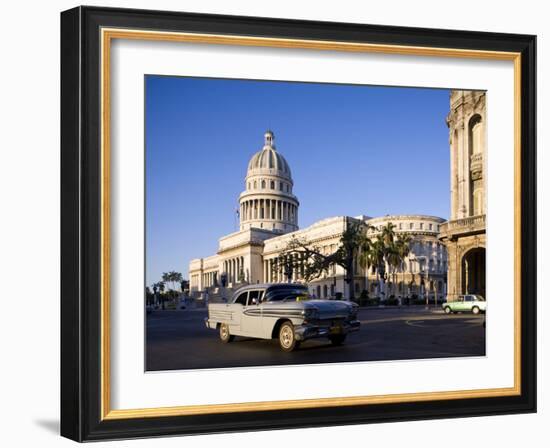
[{"left": 451, "top": 129, "right": 458, "bottom": 220}]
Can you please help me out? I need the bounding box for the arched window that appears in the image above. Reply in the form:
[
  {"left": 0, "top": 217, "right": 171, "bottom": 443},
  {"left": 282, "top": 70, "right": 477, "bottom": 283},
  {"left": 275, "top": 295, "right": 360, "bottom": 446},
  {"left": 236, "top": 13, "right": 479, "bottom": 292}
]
[
  {"left": 270, "top": 180, "right": 275, "bottom": 189},
  {"left": 279, "top": 182, "right": 283, "bottom": 191},
  {"left": 469, "top": 114, "right": 484, "bottom": 216},
  {"left": 253, "top": 181, "right": 257, "bottom": 189},
  {"left": 261, "top": 180, "right": 266, "bottom": 189},
  {"left": 469, "top": 115, "right": 483, "bottom": 156},
  {"left": 323, "top": 285, "right": 328, "bottom": 298}
]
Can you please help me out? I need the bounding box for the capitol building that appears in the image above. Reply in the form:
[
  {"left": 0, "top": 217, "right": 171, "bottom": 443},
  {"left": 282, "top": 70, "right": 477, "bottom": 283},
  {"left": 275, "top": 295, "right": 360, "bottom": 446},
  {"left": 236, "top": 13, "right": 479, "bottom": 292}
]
[{"left": 189, "top": 130, "right": 448, "bottom": 302}]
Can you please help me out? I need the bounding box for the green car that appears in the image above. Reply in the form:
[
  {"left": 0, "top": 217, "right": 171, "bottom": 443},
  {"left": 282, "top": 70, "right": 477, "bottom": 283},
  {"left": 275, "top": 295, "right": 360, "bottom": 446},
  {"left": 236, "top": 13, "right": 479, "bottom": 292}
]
[{"left": 442, "top": 294, "right": 486, "bottom": 315}]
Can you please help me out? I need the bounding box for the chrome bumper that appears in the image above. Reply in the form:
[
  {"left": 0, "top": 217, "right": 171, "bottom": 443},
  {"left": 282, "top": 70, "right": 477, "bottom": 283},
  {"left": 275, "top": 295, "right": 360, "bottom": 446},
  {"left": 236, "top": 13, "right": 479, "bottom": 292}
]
[
  {"left": 204, "top": 318, "right": 217, "bottom": 329},
  {"left": 294, "top": 320, "right": 360, "bottom": 341}
]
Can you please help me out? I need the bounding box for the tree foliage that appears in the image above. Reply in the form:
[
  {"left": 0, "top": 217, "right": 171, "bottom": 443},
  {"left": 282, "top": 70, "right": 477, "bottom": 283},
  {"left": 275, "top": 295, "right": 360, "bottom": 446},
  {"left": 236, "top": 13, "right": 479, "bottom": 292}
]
[{"left": 162, "top": 271, "right": 184, "bottom": 292}]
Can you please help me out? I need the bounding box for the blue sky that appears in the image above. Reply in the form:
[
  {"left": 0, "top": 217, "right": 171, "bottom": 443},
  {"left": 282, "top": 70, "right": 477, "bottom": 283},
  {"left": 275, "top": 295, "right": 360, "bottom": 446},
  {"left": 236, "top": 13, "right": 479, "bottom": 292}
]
[{"left": 145, "top": 76, "right": 451, "bottom": 285}]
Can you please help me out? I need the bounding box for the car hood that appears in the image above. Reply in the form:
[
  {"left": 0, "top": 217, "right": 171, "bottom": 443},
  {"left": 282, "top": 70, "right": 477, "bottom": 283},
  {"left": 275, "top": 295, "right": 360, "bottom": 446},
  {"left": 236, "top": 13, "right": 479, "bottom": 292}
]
[
  {"left": 305, "top": 300, "right": 354, "bottom": 319},
  {"left": 262, "top": 299, "right": 354, "bottom": 319}
]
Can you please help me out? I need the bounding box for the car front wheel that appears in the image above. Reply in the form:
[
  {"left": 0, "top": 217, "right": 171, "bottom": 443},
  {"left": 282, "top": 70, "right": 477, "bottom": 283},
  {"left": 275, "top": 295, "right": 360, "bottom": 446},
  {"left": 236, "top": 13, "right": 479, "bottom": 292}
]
[
  {"left": 219, "top": 323, "right": 234, "bottom": 343},
  {"left": 279, "top": 322, "right": 300, "bottom": 352},
  {"left": 444, "top": 306, "right": 452, "bottom": 314},
  {"left": 472, "top": 306, "right": 480, "bottom": 315}
]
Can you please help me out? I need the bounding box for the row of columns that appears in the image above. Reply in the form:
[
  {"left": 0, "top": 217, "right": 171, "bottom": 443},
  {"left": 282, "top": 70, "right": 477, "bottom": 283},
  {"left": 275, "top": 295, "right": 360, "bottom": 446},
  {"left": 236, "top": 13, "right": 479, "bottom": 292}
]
[
  {"left": 201, "top": 271, "right": 216, "bottom": 289},
  {"left": 263, "top": 255, "right": 304, "bottom": 283},
  {"left": 240, "top": 199, "right": 297, "bottom": 224},
  {"left": 190, "top": 274, "right": 199, "bottom": 290},
  {"left": 224, "top": 256, "right": 245, "bottom": 285}
]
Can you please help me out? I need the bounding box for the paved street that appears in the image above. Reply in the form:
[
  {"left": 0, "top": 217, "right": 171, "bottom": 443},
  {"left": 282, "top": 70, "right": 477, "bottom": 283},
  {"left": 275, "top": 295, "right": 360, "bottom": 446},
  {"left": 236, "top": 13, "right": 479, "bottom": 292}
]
[{"left": 146, "top": 307, "right": 485, "bottom": 371}]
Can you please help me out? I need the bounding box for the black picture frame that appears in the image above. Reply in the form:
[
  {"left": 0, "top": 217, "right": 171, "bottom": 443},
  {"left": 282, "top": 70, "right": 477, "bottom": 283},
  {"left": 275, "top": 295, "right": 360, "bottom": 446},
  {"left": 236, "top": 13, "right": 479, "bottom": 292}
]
[{"left": 61, "top": 5, "right": 536, "bottom": 442}]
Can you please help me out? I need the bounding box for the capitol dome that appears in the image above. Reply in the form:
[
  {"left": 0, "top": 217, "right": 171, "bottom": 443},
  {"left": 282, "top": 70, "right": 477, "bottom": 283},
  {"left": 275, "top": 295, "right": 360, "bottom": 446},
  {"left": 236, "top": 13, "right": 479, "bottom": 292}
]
[
  {"left": 238, "top": 130, "right": 299, "bottom": 234},
  {"left": 247, "top": 131, "right": 292, "bottom": 179}
]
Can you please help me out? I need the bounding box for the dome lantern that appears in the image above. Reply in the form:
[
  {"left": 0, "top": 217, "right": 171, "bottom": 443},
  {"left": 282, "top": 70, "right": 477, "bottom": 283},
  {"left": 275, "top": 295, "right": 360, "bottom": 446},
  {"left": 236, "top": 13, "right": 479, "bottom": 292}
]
[{"left": 264, "top": 130, "right": 275, "bottom": 148}]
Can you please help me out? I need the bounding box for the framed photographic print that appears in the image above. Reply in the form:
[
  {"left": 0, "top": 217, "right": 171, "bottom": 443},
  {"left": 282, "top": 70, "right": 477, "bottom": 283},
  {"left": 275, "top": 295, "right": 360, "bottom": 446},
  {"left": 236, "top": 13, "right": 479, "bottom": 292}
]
[{"left": 60, "top": 6, "right": 537, "bottom": 441}]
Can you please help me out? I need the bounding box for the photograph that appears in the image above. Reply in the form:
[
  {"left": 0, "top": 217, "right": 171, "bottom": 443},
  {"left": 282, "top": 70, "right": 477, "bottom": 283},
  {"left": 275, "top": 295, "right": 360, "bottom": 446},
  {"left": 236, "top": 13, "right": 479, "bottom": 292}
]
[{"left": 144, "top": 76, "right": 487, "bottom": 371}]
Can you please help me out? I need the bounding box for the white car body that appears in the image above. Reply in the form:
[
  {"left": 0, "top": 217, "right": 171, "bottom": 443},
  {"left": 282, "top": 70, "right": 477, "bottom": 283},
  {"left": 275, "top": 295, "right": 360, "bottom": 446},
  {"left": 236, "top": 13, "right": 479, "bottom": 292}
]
[{"left": 205, "top": 284, "right": 360, "bottom": 348}]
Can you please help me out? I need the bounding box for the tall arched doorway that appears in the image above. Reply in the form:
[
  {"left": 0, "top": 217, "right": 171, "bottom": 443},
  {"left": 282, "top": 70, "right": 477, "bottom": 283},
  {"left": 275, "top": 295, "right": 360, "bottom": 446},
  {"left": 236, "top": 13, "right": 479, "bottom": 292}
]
[{"left": 461, "top": 248, "right": 486, "bottom": 297}]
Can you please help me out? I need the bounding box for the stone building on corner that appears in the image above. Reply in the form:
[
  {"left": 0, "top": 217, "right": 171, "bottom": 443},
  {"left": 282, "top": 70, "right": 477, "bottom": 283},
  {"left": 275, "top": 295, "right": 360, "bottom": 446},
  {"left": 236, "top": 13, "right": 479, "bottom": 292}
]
[{"left": 439, "top": 90, "right": 487, "bottom": 300}]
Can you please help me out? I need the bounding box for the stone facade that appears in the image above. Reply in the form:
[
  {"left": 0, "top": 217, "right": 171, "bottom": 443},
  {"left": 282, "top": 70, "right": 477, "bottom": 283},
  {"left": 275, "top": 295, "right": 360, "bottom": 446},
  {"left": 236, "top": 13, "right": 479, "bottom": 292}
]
[
  {"left": 188, "top": 130, "right": 448, "bottom": 302},
  {"left": 439, "top": 90, "right": 487, "bottom": 300},
  {"left": 366, "top": 215, "right": 447, "bottom": 302}
]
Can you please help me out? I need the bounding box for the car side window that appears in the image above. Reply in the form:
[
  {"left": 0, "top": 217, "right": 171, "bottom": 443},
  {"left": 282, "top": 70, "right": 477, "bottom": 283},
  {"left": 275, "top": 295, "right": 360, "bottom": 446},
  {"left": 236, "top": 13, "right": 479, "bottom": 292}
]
[
  {"left": 247, "top": 290, "right": 263, "bottom": 305},
  {"left": 465, "top": 295, "right": 473, "bottom": 302},
  {"left": 234, "top": 292, "right": 248, "bottom": 305}
]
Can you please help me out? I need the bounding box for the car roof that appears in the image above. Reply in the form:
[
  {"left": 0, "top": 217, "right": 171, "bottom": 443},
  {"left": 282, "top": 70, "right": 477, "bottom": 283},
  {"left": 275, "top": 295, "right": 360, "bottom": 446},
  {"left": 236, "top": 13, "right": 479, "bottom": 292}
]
[{"left": 232, "top": 283, "right": 306, "bottom": 295}]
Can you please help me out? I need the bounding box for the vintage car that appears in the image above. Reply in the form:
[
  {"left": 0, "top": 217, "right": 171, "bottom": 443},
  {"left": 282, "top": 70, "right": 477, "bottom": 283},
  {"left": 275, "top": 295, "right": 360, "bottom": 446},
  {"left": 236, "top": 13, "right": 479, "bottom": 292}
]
[
  {"left": 205, "top": 283, "right": 360, "bottom": 351},
  {"left": 442, "top": 294, "right": 487, "bottom": 314}
]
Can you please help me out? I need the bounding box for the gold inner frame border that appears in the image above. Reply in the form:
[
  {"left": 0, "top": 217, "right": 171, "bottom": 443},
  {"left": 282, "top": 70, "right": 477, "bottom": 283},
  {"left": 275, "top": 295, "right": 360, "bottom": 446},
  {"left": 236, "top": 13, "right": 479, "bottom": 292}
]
[{"left": 100, "top": 27, "right": 522, "bottom": 421}]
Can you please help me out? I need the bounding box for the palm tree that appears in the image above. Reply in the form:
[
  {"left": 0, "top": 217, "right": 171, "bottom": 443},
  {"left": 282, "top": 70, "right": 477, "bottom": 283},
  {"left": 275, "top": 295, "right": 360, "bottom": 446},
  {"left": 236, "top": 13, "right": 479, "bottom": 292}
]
[
  {"left": 162, "top": 271, "right": 184, "bottom": 292},
  {"left": 395, "top": 233, "right": 412, "bottom": 299},
  {"left": 161, "top": 272, "right": 171, "bottom": 290},
  {"left": 171, "top": 271, "right": 183, "bottom": 290},
  {"left": 360, "top": 223, "right": 411, "bottom": 302},
  {"left": 374, "top": 223, "right": 397, "bottom": 300}
]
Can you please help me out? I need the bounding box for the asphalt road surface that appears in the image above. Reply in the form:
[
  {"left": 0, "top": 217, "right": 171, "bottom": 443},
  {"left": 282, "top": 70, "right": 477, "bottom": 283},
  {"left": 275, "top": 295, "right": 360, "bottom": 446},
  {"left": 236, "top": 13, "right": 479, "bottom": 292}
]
[{"left": 146, "top": 306, "right": 485, "bottom": 371}]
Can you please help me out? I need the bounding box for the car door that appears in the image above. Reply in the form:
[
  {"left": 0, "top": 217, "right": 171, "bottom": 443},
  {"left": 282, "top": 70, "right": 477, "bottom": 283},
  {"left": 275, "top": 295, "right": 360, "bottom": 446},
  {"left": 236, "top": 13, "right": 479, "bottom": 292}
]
[
  {"left": 463, "top": 295, "right": 474, "bottom": 311},
  {"left": 455, "top": 296, "right": 466, "bottom": 311},
  {"left": 241, "top": 290, "right": 264, "bottom": 337},
  {"left": 229, "top": 291, "right": 247, "bottom": 334}
]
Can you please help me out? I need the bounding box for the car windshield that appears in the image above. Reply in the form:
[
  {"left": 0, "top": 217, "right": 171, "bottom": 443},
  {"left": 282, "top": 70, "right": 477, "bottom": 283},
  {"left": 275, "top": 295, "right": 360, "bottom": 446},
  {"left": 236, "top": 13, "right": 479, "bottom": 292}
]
[
  {"left": 265, "top": 287, "right": 310, "bottom": 302},
  {"left": 473, "top": 295, "right": 485, "bottom": 301}
]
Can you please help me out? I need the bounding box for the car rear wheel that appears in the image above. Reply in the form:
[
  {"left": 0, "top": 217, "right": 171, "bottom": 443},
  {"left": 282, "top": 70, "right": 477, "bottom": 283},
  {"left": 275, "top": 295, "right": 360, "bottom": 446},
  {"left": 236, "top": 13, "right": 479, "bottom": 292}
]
[
  {"left": 444, "top": 306, "right": 452, "bottom": 314},
  {"left": 219, "top": 323, "right": 234, "bottom": 343},
  {"left": 329, "top": 334, "right": 346, "bottom": 346},
  {"left": 472, "top": 306, "right": 480, "bottom": 315},
  {"left": 279, "top": 321, "right": 299, "bottom": 352}
]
